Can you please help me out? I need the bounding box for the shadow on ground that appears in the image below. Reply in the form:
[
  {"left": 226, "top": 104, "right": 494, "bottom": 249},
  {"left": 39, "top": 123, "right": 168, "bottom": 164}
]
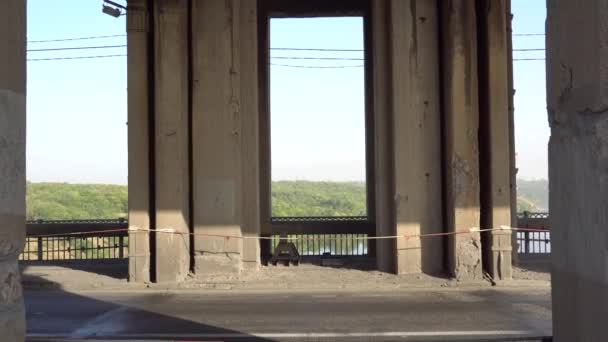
[
  {"left": 23, "top": 268, "right": 272, "bottom": 341},
  {"left": 517, "top": 255, "right": 551, "bottom": 273},
  {"left": 21, "top": 259, "right": 128, "bottom": 280}
]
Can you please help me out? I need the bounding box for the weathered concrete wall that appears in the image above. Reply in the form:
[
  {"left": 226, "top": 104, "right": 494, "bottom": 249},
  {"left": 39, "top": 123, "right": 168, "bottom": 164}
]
[
  {"left": 125, "top": 0, "right": 516, "bottom": 280},
  {"left": 0, "top": 0, "right": 26, "bottom": 340},
  {"left": 477, "top": 0, "right": 512, "bottom": 280},
  {"left": 375, "top": 0, "right": 515, "bottom": 276},
  {"left": 192, "top": 0, "right": 260, "bottom": 274},
  {"left": 238, "top": 0, "right": 262, "bottom": 270},
  {"left": 153, "top": 0, "right": 191, "bottom": 282},
  {"left": 505, "top": 0, "right": 518, "bottom": 266},
  {"left": 547, "top": 0, "right": 608, "bottom": 340},
  {"left": 390, "top": 0, "right": 443, "bottom": 274},
  {"left": 440, "top": 0, "right": 482, "bottom": 280},
  {"left": 127, "top": 0, "right": 151, "bottom": 283},
  {"left": 125, "top": 0, "right": 262, "bottom": 280},
  {"left": 372, "top": 0, "right": 395, "bottom": 273}
]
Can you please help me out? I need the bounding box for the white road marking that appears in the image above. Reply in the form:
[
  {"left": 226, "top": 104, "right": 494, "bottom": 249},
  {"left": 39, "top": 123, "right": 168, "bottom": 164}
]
[
  {"left": 68, "top": 306, "right": 130, "bottom": 338},
  {"left": 28, "top": 329, "right": 547, "bottom": 340},
  {"left": 311, "top": 294, "right": 338, "bottom": 298}
]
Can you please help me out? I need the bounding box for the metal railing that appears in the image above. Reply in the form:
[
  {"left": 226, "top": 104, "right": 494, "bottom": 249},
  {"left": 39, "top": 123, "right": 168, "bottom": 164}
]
[
  {"left": 18, "top": 213, "right": 551, "bottom": 260},
  {"left": 517, "top": 230, "right": 551, "bottom": 254},
  {"left": 269, "top": 234, "right": 369, "bottom": 257},
  {"left": 517, "top": 212, "right": 550, "bottom": 254},
  {"left": 267, "top": 216, "right": 373, "bottom": 258},
  {"left": 271, "top": 216, "right": 368, "bottom": 223},
  {"left": 517, "top": 211, "right": 549, "bottom": 220},
  {"left": 20, "top": 218, "right": 129, "bottom": 261}
]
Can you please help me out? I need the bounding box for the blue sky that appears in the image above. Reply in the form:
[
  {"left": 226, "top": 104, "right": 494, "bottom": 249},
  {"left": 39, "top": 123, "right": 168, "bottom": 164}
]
[
  {"left": 27, "top": 0, "right": 127, "bottom": 184},
  {"left": 510, "top": 0, "right": 549, "bottom": 180},
  {"left": 271, "top": 17, "right": 366, "bottom": 181},
  {"left": 26, "top": 0, "right": 547, "bottom": 185}
]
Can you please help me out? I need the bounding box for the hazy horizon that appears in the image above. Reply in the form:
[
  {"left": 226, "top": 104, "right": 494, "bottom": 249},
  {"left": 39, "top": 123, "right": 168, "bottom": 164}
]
[
  {"left": 25, "top": 177, "right": 549, "bottom": 187},
  {"left": 26, "top": 0, "right": 548, "bottom": 184}
]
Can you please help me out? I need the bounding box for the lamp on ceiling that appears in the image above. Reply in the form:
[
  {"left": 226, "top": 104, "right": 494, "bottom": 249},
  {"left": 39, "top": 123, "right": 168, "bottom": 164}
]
[{"left": 102, "top": 0, "right": 127, "bottom": 18}]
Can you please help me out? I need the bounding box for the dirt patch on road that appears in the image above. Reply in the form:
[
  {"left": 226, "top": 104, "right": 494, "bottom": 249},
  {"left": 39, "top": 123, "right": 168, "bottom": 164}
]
[
  {"left": 180, "top": 263, "right": 468, "bottom": 291},
  {"left": 512, "top": 255, "right": 551, "bottom": 282},
  {"left": 21, "top": 257, "right": 551, "bottom": 291}
]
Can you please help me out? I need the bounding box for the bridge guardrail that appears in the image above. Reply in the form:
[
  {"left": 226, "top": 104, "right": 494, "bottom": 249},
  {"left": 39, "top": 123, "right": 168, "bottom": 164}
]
[
  {"left": 20, "top": 218, "right": 129, "bottom": 262},
  {"left": 19, "top": 212, "right": 551, "bottom": 261},
  {"left": 516, "top": 212, "right": 550, "bottom": 254}
]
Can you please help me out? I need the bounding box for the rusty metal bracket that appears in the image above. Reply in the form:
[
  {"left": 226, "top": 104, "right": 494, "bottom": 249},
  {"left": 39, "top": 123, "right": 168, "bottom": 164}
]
[{"left": 269, "top": 233, "right": 300, "bottom": 266}]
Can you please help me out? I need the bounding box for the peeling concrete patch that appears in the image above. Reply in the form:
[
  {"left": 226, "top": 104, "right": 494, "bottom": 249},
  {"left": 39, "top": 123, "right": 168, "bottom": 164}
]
[
  {"left": 0, "top": 260, "right": 22, "bottom": 306},
  {"left": 557, "top": 62, "right": 573, "bottom": 106},
  {"left": 455, "top": 237, "right": 482, "bottom": 280},
  {"left": 0, "top": 89, "right": 26, "bottom": 216},
  {"left": 0, "top": 215, "right": 26, "bottom": 256},
  {"left": 195, "top": 252, "right": 242, "bottom": 275},
  {"left": 451, "top": 155, "right": 474, "bottom": 196}
]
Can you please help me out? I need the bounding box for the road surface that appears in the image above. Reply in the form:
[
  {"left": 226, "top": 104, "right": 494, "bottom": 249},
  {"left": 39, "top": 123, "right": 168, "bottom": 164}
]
[{"left": 25, "top": 287, "right": 552, "bottom": 341}]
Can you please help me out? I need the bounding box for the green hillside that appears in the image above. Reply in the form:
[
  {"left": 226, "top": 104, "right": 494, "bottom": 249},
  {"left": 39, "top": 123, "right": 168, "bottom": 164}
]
[
  {"left": 271, "top": 181, "right": 366, "bottom": 217},
  {"left": 25, "top": 179, "right": 548, "bottom": 220},
  {"left": 517, "top": 196, "right": 538, "bottom": 212},
  {"left": 25, "top": 181, "right": 368, "bottom": 220},
  {"left": 26, "top": 182, "right": 128, "bottom": 220},
  {"left": 516, "top": 179, "right": 548, "bottom": 211}
]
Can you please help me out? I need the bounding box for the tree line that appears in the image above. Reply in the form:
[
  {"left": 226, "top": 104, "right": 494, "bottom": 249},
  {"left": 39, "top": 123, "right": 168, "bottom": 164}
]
[{"left": 26, "top": 180, "right": 545, "bottom": 220}]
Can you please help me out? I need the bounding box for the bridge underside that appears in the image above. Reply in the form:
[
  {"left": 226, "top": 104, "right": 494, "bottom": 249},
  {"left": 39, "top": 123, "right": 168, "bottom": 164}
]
[
  {"left": 1, "top": 0, "right": 608, "bottom": 341},
  {"left": 126, "top": 0, "right": 515, "bottom": 283}
]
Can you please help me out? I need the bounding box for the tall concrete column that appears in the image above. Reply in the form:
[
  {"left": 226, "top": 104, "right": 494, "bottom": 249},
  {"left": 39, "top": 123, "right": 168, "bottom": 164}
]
[
  {"left": 0, "top": 0, "right": 26, "bottom": 340},
  {"left": 372, "top": 0, "right": 395, "bottom": 273},
  {"left": 389, "top": 0, "right": 443, "bottom": 274},
  {"left": 505, "top": 0, "right": 519, "bottom": 266},
  {"left": 477, "top": 0, "right": 512, "bottom": 280},
  {"left": 238, "top": 0, "right": 261, "bottom": 270},
  {"left": 127, "top": 0, "right": 151, "bottom": 283},
  {"left": 192, "top": 0, "right": 260, "bottom": 274},
  {"left": 153, "top": 0, "right": 191, "bottom": 282},
  {"left": 192, "top": 0, "right": 242, "bottom": 274},
  {"left": 547, "top": 0, "right": 608, "bottom": 340},
  {"left": 440, "top": 0, "right": 482, "bottom": 279}
]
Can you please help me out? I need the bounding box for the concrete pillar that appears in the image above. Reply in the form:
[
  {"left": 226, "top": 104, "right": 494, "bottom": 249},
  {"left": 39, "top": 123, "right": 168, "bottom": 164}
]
[
  {"left": 258, "top": 8, "right": 272, "bottom": 242},
  {"left": 477, "top": 0, "right": 512, "bottom": 280},
  {"left": 0, "top": 0, "right": 26, "bottom": 340},
  {"left": 371, "top": 0, "right": 395, "bottom": 273},
  {"left": 192, "top": 0, "right": 260, "bottom": 274},
  {"left": 547, "top": 0, "right": 608, "bottom": 340},
  {"left": 505, "top": 0, "right": 519, "bottom": 266},
  {"left": 153, "top": 0, "right": 190, "bottom": 282},
  {"left": 389, "top": 0, "right": 443, "bottom": 274},
  {"left": 237, "top": 0, "right": 261, "bottom": 270},
  {"left": 127, "top": 0, "right": 151, "bottom": 283},
  {"left": 440, "top": 0, "right": 482, "bottom": 279}
]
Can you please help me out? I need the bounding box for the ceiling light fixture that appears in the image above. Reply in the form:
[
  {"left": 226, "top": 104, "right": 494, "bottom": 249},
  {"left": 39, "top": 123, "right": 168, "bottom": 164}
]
[{"left": 102, "top": 0, "right": 127, "bottom": 18}]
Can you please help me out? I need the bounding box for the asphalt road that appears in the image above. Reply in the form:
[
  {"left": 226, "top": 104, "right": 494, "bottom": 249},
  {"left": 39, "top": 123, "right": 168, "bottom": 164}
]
[{"left": 25, "top": 288, "right": 552, "bottom": 342}]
